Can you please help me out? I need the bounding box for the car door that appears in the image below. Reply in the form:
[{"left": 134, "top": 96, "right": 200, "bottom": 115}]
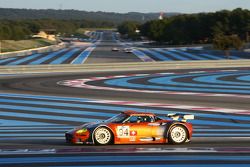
[{"left": 122, "top": 115, "right": 154, "bottom": 143}]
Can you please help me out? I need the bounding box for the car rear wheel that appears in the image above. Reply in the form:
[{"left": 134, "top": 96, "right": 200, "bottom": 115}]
[
  {"left": 168, "top": 125, "right": 188, "bottom": 144},
  {"left": 94, "top": 127, "right": 113, "bottom": 145}
]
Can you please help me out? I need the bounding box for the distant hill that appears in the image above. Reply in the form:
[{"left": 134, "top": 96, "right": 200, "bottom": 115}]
[{"left": 0, "top": 8, "right": 180, "bottom": 23}]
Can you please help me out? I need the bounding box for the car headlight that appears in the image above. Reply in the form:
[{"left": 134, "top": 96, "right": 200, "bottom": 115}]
[{"left": 76, "top": 128, "right": 88, "bottom": 135}]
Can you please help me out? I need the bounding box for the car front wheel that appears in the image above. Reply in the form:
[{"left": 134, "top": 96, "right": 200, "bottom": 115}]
[{"left": 94, "top": 127, "right": 113, "bottom": 145}]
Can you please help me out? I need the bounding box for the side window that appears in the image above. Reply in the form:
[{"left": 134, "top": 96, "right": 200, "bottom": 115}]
[
  {"left": 149, "top": 116, "right": 155, "bottom": 122},
  {"left": 127, "top": 116, "right": 138, "bottom": 123},
  {"left": 141, "top": 116, "right": 154, "bottom": 123},
  {"left": 155, "top": 116, "right": 161, "bottom": 121},
  {"left": 125, "top": 115, "right": 155, "bottom": 123}
]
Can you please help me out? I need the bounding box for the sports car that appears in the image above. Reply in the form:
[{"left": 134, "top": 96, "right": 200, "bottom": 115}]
[
  {"left": 123, "top": 48, "right": 133, "bottom": 53},
  {"left": 65, "top": 110, "right": 194, "bottom": 145},
  {"left": 111, "top": 47, "right": 120, "bottom": 51}
]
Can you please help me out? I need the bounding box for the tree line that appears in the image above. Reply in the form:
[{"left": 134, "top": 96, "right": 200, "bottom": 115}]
[
  {"left": 0, "top": 8, "right": 179, "bottom": 24},
  {"left": 0, "top": 19, "right": 115, "bottom": 40},
  {"left": 119, "top": 8, "right": 250, "bottom": 45},
  {"left": 0, "top": 8, "right": 180, "bottom": 40}
]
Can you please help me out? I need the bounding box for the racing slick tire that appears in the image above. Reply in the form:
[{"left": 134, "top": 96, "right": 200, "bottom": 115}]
[
  {"left": 168, "top": 125, "right": 188, "bottom": 144},
  {"left": 94, "top": 127, "right": 113, "bottom": 145}
]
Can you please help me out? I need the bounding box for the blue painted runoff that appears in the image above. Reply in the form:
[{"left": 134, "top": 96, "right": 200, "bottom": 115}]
[
  {"left": 50, "top": 48, "right": 80, "bottom": 64},
  {"left": 7, "top": 54, "right": 42, "bottom": 65},
  {"left": 236, "top": 75, "right": 250, "bottom": 82},
  {"left": 104, "top": 75, "right": 250, "bottom": 94},
  {"left": 148, "top": 73, "right": 250, "bottom": 89},
  {"left": 171, "top": 49, "right": 204, "bottom": 60},
  {"left": 156, "top": 49, "right": 189, "bottom": 60},
  {"left": 0, "top": 155, "right": 250, "bottom": 164},
  {"left": 28, "top": 49, "right": 68, "bottom": 65},
  {"left": 71, "top": 47, "right": 95, "bottom": 64},
  {"left": 193, "top": 72, "right": 250, "bottom": 86},
  {"left": 142, "top": 49, "right": 172, "bottom": 61}
]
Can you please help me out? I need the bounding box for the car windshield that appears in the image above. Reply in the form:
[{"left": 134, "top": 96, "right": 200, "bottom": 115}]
[{"left": 104, "top": 113, "right": 128, "bottom": 123}]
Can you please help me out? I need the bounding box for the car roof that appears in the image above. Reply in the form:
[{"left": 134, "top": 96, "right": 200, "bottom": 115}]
[{"left": 122, "top": 110, "right": 155, "bottom": 116}]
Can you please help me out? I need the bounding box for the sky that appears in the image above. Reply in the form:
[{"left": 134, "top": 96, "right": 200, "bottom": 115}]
[{"left": 0, "top": 0, "right": 249, "bottom": 13}]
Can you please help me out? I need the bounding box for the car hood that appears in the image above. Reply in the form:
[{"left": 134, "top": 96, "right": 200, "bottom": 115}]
[{"left": 78, "top": 121, "right": 108, "bottom": 130}]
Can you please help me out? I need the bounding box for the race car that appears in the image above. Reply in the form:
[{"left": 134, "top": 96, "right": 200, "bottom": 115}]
[
  {"left": 123, "top": 48, "right": 133, "bottom": 53},
  {"left": 111, "top": 47, "right": 120, "bottom": 51},
  {"left": 65, "top": 110, "right": 194, "bottom": 145}
]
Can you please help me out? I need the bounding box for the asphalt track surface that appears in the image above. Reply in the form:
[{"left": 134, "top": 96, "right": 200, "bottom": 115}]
[
  {"left": 84, "top": 31, "right": 141, "bottom": 64},
  {"left": 0, "top": 31, "right": 250, "bottom": 166},
  {"left": 0, "top": 67, "right": 250, "bottom": 166}
]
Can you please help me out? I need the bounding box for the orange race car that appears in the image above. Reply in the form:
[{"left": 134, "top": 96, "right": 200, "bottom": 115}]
[{"left": 65, "top": 110, "right": 194, "bottom": 145}]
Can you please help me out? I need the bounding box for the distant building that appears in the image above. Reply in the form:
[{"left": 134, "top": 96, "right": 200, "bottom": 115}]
[
  {"left": 142, "top": 15, "right": 145, "bottom": 21},
  {"left": 159, "top": 12, "right": 164, "bottom": 20},
  {"left": 135, "top": 29, "right": 140, "bottom": 33},
  {"left": 32, "top": 29, "right": 56, "bottom": 41}
]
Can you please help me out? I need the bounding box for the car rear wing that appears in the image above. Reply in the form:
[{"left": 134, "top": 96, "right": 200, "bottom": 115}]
[{"left": 167, "top": 113, "right": 194, "bottom": 122}]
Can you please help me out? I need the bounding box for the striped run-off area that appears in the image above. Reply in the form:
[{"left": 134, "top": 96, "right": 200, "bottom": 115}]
[
  {"left": 0, "top": 45, "right": 97, "bottom": 66},
  {"left": 131, "top": 47, "right": 249, "bottom": 62},
  {"left": 59, "top": 69, "right": 250, "bottom": 100},
  {"left": 0, "top": 93, "right": 250, "bottom": 139},
  {"left": 0, "top": 44, "right": 249, "bottom": 66},
  {"left": 0, "top": 93, "right": 250, "bottom": 166}
]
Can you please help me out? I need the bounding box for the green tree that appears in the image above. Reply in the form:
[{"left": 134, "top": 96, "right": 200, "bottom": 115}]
[
  {"left": 213, "top": 34, "right": 244, "bottom": 59},
  {"left": 141, "top": 8, "right": 250, "bottom": 45},
  {"left": 118, "top": 21, "right": 140, "bottom": 39}
]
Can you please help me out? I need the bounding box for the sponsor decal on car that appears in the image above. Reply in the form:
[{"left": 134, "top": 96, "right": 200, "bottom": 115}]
[
  {"left": 129, "top": 136, "right": 136, "bottom": 141},
  {"left": 130, "top": 130, "right": 137, "bottom": 136}
]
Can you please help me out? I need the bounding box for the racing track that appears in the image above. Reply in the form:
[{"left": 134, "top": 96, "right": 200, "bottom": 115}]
[
  {"left": 0, "top": 67, "right": 250, "bottom": 166},
  {"left": 1, "top": 30, "right": 250, "bottom": 166}
]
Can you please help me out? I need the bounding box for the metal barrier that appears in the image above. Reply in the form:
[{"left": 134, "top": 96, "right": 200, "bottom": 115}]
[
  {"left": 0, "top": 43, "right": 67, "bottom": 59},
  {"left": 0, "top": 60, "right": 250, "bottom": 74}
]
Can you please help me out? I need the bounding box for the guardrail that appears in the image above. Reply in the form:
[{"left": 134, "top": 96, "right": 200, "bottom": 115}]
[
  {"left": 0, "top": 42, "right": 67, "bottom": 59},
  {"left": 0, "top": 60, "right": 250, "bottom": 74}
]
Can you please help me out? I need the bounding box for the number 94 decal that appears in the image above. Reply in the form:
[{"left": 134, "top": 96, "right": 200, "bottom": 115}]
[{"left": 117, "top": 126, "right": 130, "bottom": 138}]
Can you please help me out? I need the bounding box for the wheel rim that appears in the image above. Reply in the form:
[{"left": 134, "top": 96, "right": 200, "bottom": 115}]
[
  {"left": 170, "top": 126, "right": 187, "bottom": 143},
  {"left": 94, "top": 128, "right": 111, "bottom": 144}
]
